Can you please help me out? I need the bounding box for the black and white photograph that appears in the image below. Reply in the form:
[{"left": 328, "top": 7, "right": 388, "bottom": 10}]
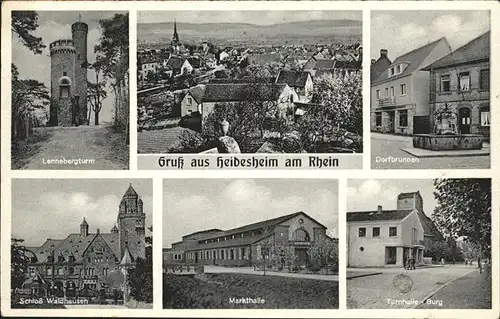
[
  {"left": 11, "top": 11, "right": 130, "bottom": 170},
  {"left": 346, "top": 179, "right": 492, "bottom": 309},
  {"left": 163, "top": 179, "right": 339, "bottom": 308},
  {"left": 137, "top": 11, "right": 362, "bottom": 155},
  {"left": 10, "top": 179, "right": 152, "bottom": 309},
  {"left": 370, "top": 11, "right": 490, "bottom": 169}
]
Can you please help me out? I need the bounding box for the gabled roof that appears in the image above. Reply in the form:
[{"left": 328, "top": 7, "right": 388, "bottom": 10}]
[
  {"left": 275, "top": 70, "right": 311, "bottom": 88},
  {"left": 423, "top": 31, "right": 490, "bottom": 70},
  {"left": 415, "top": 210, "right": 442, "bottom": 239},
  {"left": 335, "top": 60, "right": 361, "bottom": 70},
  {"left": 188, "top": 83, "right": 288, "bottom": 103},
  {"left": 371, "top": 55, "right": 392, "bottom": 82},
  {"left": 82, "top": 232, "right": 120, "bottom": 258},
  {"left": 120, "top": 245, "right": 134, "bottom": 265},
  {"left": 314, "top": 59, "right": 336, "bottom": 70},
  {"left": 347, "top": 209, "right": 414, "bottom": 222},
  {"left": 372, "top": 37, "right": 449, "bottom": 85},
  {"left": 166, "top": 57, "right": 187, "bottom": 70}
]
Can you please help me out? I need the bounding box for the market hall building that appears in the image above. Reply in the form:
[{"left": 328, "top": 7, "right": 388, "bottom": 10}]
[{"left": 163, "top": 212, "right": 333, "bottom": 267}]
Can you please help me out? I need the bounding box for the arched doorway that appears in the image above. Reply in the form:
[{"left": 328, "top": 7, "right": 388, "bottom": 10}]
[
  {"left": 459, "top": 107, "right": 471, "bottom": 134},
  {"left": 54, "top": 281, "right": 64, "bottom": 297},
  {"left": 66, "top": 281, "right": 76, "bottom": 297},
  {"left": 293, "top": 228, "right": 311, "bottom": 267}
]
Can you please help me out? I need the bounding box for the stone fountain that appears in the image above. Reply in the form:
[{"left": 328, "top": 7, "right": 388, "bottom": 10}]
[{"left": 413, "top": 104, "right": 483, "bottom": 151}]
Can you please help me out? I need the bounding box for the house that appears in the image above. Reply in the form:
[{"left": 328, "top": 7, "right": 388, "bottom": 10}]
[
  {"left": 423, "top": 31, "right": 490, "bottom": 138},
  {"left": 347, "top": 191, "right": 439, "bottom": 267},
  {"left": 371, "top": 38, "right": 452, "bottom": 135},
  {"left": 165, "top": 56, "right": 193, "bottom": 76},
  {"left": 21, "top": 185, "right": 146, "bottom": 297},
  {"left": 275, "top": 70, "right": 313, "bottom": 102},
  {"left": 139, "top": 56, "right": 160, "bottom": 81},
  {"left": 180, "top": 83, "right": 299, "bottom": 122},
  {"left": 163, "top": 212, "right": 334, "bottom": 268},
  {"left": 371, "top": 49, "right": 392, "bottom": 83}
]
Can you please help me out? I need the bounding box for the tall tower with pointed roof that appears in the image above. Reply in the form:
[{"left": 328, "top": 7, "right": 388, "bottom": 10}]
[
  {"left": 118, "top": 184, "right": 145, "bottom": 261},
  {"left": 172, "top": 20, "right": 180, "bottom": 46},
  {"left": 80, "top": 217, "right": 89, "bottom": 237}
]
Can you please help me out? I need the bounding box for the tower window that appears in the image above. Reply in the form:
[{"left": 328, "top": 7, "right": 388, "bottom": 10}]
[{"left": 63, "top": 72, "right": 67, "bottom": 76}]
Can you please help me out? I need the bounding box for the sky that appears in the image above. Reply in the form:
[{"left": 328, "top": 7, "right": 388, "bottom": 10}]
[
  {"left": 371, "top": 10, "right": 490, "bottom": 60},
  {"left": 139, "top": 11, "right": 361, "bottom": 25},
  {"left": 12, "top": 11, "right": 126, "bottom": 124},
  {"left": 163, "top": 179, "right": 338, "bottom": 247},
  {"left": 347, "top": 179, "right": 437, "bottom": 218},
  {"left": 12, "top": 179, "right": 152, "bottom": 247}
]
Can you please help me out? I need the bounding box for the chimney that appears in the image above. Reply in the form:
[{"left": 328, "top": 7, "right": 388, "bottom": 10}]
[
  {"left": 380, "top": 49, "right": 388, "bottom": 58},
  {"left": 97, "top": 228, "right": 100, "bottom": 234},
  {"left": 377, "top": 205, "right": 382, "bottom": 213},
  {"left": 371, "top": 58, "right": 376, "bottom": 64}
]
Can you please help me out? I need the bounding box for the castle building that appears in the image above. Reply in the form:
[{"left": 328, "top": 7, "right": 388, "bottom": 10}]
[
  {"left": 22, "top": 184, "right": 146, "bottom": 298},
  {"left": 49, "top": 18, "right": 88, "bottom": 126},
  {"left": 347, "top": 191, "right": 441, "bottom": 268},
  {"left": 163, "top": 212, "right": 335, "bottom": 268}
]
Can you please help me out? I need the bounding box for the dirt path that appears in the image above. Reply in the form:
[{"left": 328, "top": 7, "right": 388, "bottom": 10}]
[{"left": 17, "top": 125, "right": 128, "bottom": 170}]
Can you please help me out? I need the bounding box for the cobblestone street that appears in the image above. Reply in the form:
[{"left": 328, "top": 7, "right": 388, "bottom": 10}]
[
  {"left": 347, "top": 265, "right": 476, "bottom": 309},
  {"left": 371, "top": 133, "right": 490, "bottom": 169}
]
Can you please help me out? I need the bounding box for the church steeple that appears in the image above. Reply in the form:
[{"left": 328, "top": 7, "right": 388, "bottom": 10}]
[{"left": 172, "top": 20, "right": 179, "bottom": 46}]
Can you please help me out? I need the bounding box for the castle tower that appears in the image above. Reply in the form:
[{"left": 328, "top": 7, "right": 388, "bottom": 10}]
[
  {"left": 71, "top": 18, "right": 89, "bottom": 125},
  {"left": 397, "top": 191, "right": 423, "bottom": 212},
  {"left": 49, "top": 39, "right": 76, "bottom": 126},
  {"left": 80, "top": 217, "right": 89, "bottom": 237},
  {"left": 118, "top": 184, "right": 145, "bottom": 261}
]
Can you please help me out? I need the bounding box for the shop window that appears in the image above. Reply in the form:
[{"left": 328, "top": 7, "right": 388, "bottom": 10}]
[
  {"left": 480, "top": 106, "right": 490, "bottom": 126},
  {"left": 358, "top": 227, "right": 366, "bottom": 237},
  {"left": 399, "top": 110, "right": 408, "bottom": 127}
]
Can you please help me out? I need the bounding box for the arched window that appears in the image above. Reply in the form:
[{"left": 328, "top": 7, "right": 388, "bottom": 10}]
[
  {"left": 58, "top": 267, "right": 64, "bottom": 275},
  {"left": 294, "top": 228, "right": 311, "bottom": 242},
  {"left": 47, "top": 268, "right": 52, "bottom": 276},
  {"left": 59, "top": 77, "right": 71, "bottom": 99},
  {"left": 68, "top": 267, "right": 74, "bottom": 275}
]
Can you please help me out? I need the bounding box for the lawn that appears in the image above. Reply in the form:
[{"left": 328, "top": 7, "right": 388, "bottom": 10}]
[{"left": 163, "top": 273, "right": 338, "bottom": 309}]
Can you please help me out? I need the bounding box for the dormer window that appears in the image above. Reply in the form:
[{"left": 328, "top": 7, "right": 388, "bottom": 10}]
[{"left": 390, "top": 67, "right": 395, "bottom": 76}]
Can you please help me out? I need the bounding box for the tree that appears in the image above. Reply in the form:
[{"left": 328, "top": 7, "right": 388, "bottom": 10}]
[
  {"left": 95, "top": 13, "right": 129, "bottom": 132},
  {"left": 85, "top": 59, "right": 108, "bottom": 125},
  {"left": 128, "top": 257, "right": 152, "bottom": 303},
  {"left": 432, "top": 178, "right": 491, "bottom": 272},
  {"left": 307, "top": 236, "right": 338, "bottom": 273},
  {"left": 11, "top": 64, "right": 50, "bottom": 140},
  {"left": 297, "top": 72, "right": 362, "bottom": 152},
  {"left": 11, "top": 238, "right": 29, "bottom": 290},
  {"left": 12, "top": 11, "right": 45, "bottom": 54}
]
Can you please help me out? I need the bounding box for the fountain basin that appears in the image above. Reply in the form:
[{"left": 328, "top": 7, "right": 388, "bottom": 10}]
[{"left": 413, "top": 134, "right": 483, "bottom": 151}]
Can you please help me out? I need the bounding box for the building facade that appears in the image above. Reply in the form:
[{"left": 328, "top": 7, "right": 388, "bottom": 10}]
[
  {"left": 180, "top": 83, "right": 298, "bottom": 122},
  {"left": 49, "top": 19, "right": 88, "bottom": 127},
  {"left": 22, "top": 184, "right": 146, "bottom": 298},
  {"left": 347, "top": 191, "right": 440, "bottom": 267},
  {"left": 164, "top": 212, "right": 333, "bottom": 268},
  {"left": 371, "top": 38, "right": 452, "bottom": 135},
  {"left": 424, "top": 31, "right": 490, "bottom": 138}
]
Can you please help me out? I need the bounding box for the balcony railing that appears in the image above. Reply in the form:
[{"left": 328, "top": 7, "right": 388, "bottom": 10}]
[
  {"left": 378, "top": 97, "right": 396, "bottom": 107},
  {"left": 289, "top": 240, "right": 313, "bottom": 246}
]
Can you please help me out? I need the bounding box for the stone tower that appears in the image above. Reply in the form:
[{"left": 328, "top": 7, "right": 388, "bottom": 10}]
[
  {"left": 49, "top": 18, "right": 88, "bottom": 126},
  {"left": 71, "top": 19, "right": 89, "bottom": 124},
  {"left": 80, "top": 217, "right": 89, "bottom": 237},
  {"left": 118, "top": 184, "right": 145, "bottom": 262},
  {"left": 397, "top": 191, "right": 423, "bottom": 212},
  {"left": 49, "top": 39, "right": 76, "bottom": 126}
]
